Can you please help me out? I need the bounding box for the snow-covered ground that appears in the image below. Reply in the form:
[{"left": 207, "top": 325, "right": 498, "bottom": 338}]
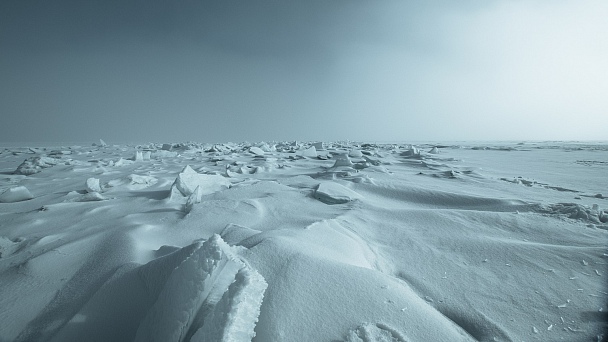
[{"left": 0, "top": 141, "right": 606, "bottom": 342}]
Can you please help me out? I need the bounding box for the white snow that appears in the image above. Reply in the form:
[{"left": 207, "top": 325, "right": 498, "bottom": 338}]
[{"left": 0, "top": 140, "right": 607, "bottom": 342}]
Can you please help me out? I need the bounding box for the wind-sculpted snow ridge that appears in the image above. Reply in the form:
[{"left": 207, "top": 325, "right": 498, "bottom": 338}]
[{"left": 134, "top": 235, "right": 267, "bottom": 342}]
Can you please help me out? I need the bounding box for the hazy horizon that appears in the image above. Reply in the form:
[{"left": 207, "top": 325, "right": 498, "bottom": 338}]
[{"left": 2, "top": 1, "right": 607, "bottom": 143}]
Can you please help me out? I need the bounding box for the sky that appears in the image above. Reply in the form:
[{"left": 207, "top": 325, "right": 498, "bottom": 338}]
[{"left": 1, "top": 1, "right": 607, "bottom": 144}]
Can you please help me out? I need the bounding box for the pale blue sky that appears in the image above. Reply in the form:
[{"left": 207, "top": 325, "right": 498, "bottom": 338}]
[{"left": 1, "top": 1, "right": 606, "bottom": 143}]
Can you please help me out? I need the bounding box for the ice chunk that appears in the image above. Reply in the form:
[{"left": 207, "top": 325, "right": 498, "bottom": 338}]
[
  {"left": 99, "top": 139, "right": 107, "bottom": 147},
  {"left": 191, "top": 268, "right": 267, "bottom": 342},
  {"left": 134, "top": 235, "right": 252, "bottom": 342},
  {"left": 184, "top": 186, "right": 203, "bottom": 214},
  {"left": 152, "top": 150, "right": 178, "bottom": 158},
  {"left": 78, "top": 192, "right": 106, "bottom": 202},
  {"left": 0, "top": 186, "right": 34, "bottom": 203},
  {"left": 314, "top": 182, "right": 363, "bottom": 204},
  {"left": 401, "top": 145, "right": 420, "bottom": 157},
  {"left": 348, "top": 149, "right": 363, "bottom": 158},
  {"left": 15, "top": 156, "right": 59, "bottom": 175},
  {"left": 428, "top": 147, "right": 439, "bottom": 154},
  {"left": 181, "top": 165, "right": 197, "bottom": 174},
  {"left": 134, "top": 151, "right": 144, "bottom": 162},
  {"left": 312, "top": 142, "right": 324, "bottom": 150},
  {"left": 85, "top": 178, "right": 102, "bottom": 193},
  {"left": 114, "top": 158, "right": 132, "bottom": 167},
  {"left": 297, "top": 146, "right": 318, "bottom": 158},
  {"left": 249, "top": 147, "right": 265, "bottom": 156},
  {"left": 128, "top": 174, "right": 157, "bottom": 188},
  {"left": 332, "top": 153, "right": 353, "bottom": 167},
  {"left": 161, "top": 143, "right": 173, "bottom": 151},
  {"left": 172, "top": 166, "right": 231, "bottom": 197}
]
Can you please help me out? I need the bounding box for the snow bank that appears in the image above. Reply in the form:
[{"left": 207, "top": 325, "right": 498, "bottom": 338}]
[{"left": 0, "top": 186, "right": 33, "bottom": 203}]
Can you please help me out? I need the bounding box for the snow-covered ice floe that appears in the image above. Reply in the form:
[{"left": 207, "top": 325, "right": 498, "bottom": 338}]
[{"left": 0, "top": 140, "right": 607, "bottom": 342}]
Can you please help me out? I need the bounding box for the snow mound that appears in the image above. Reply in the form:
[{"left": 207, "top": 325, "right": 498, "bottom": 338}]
[
  {"left": 171, "top": 165, "right": 231, "bottom": 197},
  {"left": 314, "top": 182, "right": 363, "bottom": 204},
  {"left": 134, "top": 235, "right": 267, "bottom": 342},
  {"left": 0, "top": 186, "right": 33, "bottom": 203},
  {"left": 15, "top": 156, "right": 59, "bottom": 175}
]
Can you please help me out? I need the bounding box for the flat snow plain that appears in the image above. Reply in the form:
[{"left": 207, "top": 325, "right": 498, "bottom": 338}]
[{"left": 0, "top": 141, "right": 606, "bottom": 342}]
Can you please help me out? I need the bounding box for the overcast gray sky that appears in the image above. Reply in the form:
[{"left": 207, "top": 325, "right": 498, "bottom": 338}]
[{"left": 1, "top": 1, "right": 606, "bottom": 143}]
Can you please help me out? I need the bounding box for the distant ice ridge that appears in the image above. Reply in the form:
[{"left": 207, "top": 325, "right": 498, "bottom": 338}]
[{"left": 134, "top": 235, "right": 267, "bottom": 342}]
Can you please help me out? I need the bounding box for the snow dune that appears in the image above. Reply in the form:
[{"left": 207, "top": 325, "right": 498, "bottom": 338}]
[{"left": 0, "top": 141, "right": 606, "bottom": 341}]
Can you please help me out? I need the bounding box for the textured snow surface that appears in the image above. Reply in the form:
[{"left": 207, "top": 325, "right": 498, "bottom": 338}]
[{"left": 0, "top": 141, "right": 607, "bottom": 342}]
